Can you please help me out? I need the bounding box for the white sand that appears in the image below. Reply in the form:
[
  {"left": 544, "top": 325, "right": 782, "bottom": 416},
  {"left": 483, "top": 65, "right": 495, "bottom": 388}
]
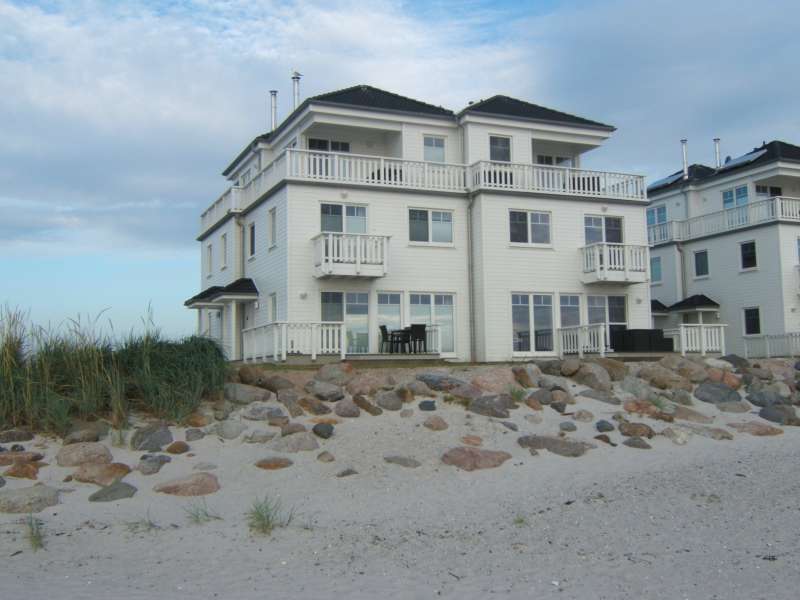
[{"left": 2, "top": 381, "right": 799, "bottom": 599}]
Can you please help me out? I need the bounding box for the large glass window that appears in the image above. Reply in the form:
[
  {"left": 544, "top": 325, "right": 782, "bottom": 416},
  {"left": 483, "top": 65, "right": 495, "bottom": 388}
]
[
  {"left": 512, "top": 294, "right": 530, "bottom": 352},
  {"left": 377, "top": 293, "right": 401, "bottom": 332},
  {"left": 321, "top": 204, "right": 343, "bottom": 232},
  {"left": 489, "top": 136, "right": 511, "bottom": 162},
  {"left": 424, "top": 136, "right": 445, "bottom": 163},
  {"left": 740, "top": 241, "right": 757, "bottom": 269},
  {"left": 533, "top": 294, "right": 554, "bottom": 352},
  {"left": 588, "top": 296, "right": 606, "bottom": 324},
  {"left": 588, "top": 295, "right": 626, "bottom": 349},
  {"left": 647, "top": 205, "right": 667, "bottom": 226},
  {"left": 321, "top": 203, "right": 366, "bottom": 233},
  {"left": 321, "top": 292, "right": 344, "bottom": 322},
  {"left": 248, "top": 223, "right": 256, "bottom": 257},
  {"left": 650, "top": 256, "right": 662, "bottom": 282},
  {"left": 694, "top": 250, "right": 709, "bottom": 277},
  {"left": 511, "top": 294, "right": 553, "bottom": 353},
  {"left": 723, "top": 185, "right": 749, "bottom": 209},
  {"left": 584, "top": 215, "right": 623, "bottom": 244},
  {"left": 345, "top": 293, "right": 369, "bottom": 354},
  {"left": 410, "top": 293, "right": 455, "bottom": 354},
  {"left": 431, "top": 211, "right": 453, "bottom": 243},
  {"left": 744, "top": 307, "right": 761, "bottom": 335},
  {"left": 509, "top": 210, "right": 551, "bottom": 244},
  {"left": 409, "top": 209, "right": 452, "bottom": 244},
  {"left": 345, "top": 206, "right": 366, "bottom": 233},
  {"left": 559, "top": 295, "right": 581, "bottom": 328}
]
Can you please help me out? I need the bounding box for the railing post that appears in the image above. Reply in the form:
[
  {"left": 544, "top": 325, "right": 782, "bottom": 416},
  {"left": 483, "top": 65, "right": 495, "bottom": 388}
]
[
  {"left": 623, "top": 245, "right": 629, "bottom": 280},
  {"left": 355, "top": 235, "right": 362, "bottom": 274},
  {"left": 383, "top": 236, "right": 389, "bottom": 275},
  {"left": 577, "top": 327, "right": 585, "bottom": 359},
  {"left": 719, "top": 326, "right": 726, "bottom": 355},
  {"left": 340, "top": 323, "right": 347, "bottom": 360},
  {"left": 765, "top": 336, "right": 771, "bottom": 358},
  {"left": 327, "top": 233, "right": 334, "bottom": 274},
  {"left": 311, "top": 324, "right": 318, "bottom": 361},
  {"left": 600, "top": 326, "right": 606, "bottom": 357},
  {"left": 272, "top": 324, "right": 278, "bottom": 360},
  {"left": 680, "top": 325, "right": 687, "bottom": 357},
  {"left": 281, "top": 323, "right": 288, "bottom": 362},
  {"left": 700, "top": 325, "right": 707, "bottom": 356}
]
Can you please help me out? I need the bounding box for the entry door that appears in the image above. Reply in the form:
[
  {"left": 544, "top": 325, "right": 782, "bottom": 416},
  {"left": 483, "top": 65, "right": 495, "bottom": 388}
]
[{"left": 321, "top": 292, "right": 369, "bottom": 354}]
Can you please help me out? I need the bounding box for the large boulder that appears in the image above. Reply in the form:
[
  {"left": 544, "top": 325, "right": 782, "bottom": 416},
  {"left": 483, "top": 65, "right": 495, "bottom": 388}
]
[
  {"left": 637, "top": 364, "right": 692, "bottom": 391},
  {"left": 587, "top": 357, "right": 627, "bottom": 381},
  {"left": 0, "top": 484, "right": 60, "bottom": 513},
  {"left": 270, "top": 432, "right": 320, "bottom": 453},
  {"left": 577, "top": 389, "right": 620, "bottom": 405},
  {"left": 517, "top": 435, "right": 595, "bottom": 457},
  {"left": 375, "top": 390, "right": 403, "bottom": 411},
  {"left": 261, "top": 375, "right": 295, "bottom": 393},
  {"left": 573, "top": 363, "right": 612, "bottom": 392},
  {"left": 511, "top": 364, "right": 542, "bottom": 388},
  {"left": 727, "top": 422, "right": 783, "bottom": 436},
  {"left": 759, "top": 404, "right": 799, "bottom": 425},
  {"left": 720, "top": 354, "right": 750, "bottom": 370},
  {"left": 89, "top": 481, "right": 137, "bottom": 502},
  {"left": 305, "top": 380, "right": 345, "bottom": 402},
  {"left": 536, "top": 360, "right": 564, "bottom": 376},
  {"left": 0, "top": 451, "right": 44, "bottom": 466},
  {"left": 237, "top": 365, "right": 269, "bottom": 387},
  {"left": 276, "top": 389, "right": 305, "bottom": 417},
  {"left": 353, "top": 394, "right": 383, "bottom": 415},
  {"left": 441, "top": 447, "right": 512, "bottom": 471},
  {"left": 619, "top": 422, "right": 655, "bottom": 438},
  {"left": 154, "top": 473, "right": 220, "bottom": 496},
  {"left": 315, "top": 362, "right": 355, "bottom": 386},
  {"left": 137, "top": 454, "right": 171, "bottom": 475},
  {"left": 334, "top": 397, "right": 361, "bottom": 418},
  {"left": 298, "top": 395, "right": 332, "bottom": 415},
  {"left": 73, "top": 462, "right": 131, "bottom": 486},
  {"left": 224, "top": 382, "right": 273, "bottom": 405},
  {"left": 56, "top": 442, "right": 112, "bottom": 467},
  {"left": 620, "top": 376, "right": 658, "bottom": 402},
  {"left": 345, "top": 372, "right": 387, "bottom": 396},
  {"left": 694, "top": 382, "right": 740, "bottom": 405},
  {"left": 214, "top": 421, "right": 247, "bottom": 440},
  {"left": 467, "top": 395, "right": 511, "bottom": 419},
  {"left": 416, "top": 372, "right": 470, "bottom": 392},
  {"left": 671, "top": 405, "right": 713, "bottom": 424}
]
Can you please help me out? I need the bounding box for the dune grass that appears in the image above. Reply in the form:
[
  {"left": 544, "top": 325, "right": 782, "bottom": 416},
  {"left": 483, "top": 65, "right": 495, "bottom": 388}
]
[
  {"left": 184, "top": 500, "right": 222, "bottom": 525},
  {"left": 246, "top": 495, "right": 294, "bottom": 536},
  {"left": 0, "top": 306, "right": 227, "bottom": 433},
  {"left": 25, "top": 514, "right": 45, "bottom": 551}
]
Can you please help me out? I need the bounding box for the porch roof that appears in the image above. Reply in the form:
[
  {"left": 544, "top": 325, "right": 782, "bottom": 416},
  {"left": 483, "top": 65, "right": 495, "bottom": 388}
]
[
  {"left": 184, "top": 278, "right": 258, "bottom": 307},
  {"left": 668, "top": 294, "right": 720, "bottom": 312}
]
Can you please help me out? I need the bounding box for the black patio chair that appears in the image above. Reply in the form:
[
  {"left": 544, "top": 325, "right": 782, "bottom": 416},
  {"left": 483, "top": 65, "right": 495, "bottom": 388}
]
[
  {"left": 409, "top": 323, "right": 427, "bottom": 353},
  {"left": 393, "top": 328, "right": 411, "bottom": 354},
  {"left": 379, "top": 325, "right": 393, "bottom": 353}
]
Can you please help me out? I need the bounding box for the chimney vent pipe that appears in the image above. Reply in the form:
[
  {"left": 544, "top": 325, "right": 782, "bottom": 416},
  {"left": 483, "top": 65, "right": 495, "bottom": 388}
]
[
  {"left": 713, "top": 137, "right": 721, "bottom": 168},
  {"left": 291, "top": 70, "right": 302, "bottom": 110},
  {"left": 269, "top": 90, "right": 278, "bottom": 131},
  {"left": 681, "top": 139, "right": 689, "bottom": 180}
]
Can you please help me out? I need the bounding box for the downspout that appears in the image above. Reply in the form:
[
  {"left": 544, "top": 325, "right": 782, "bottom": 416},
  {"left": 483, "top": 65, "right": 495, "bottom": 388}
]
[{"left": 462, "top": 124, "right": 477, "bottom": 363}]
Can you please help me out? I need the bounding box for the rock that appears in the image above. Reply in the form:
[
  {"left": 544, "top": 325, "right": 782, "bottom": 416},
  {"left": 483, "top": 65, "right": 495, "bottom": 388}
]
[
  {"left": 353, "top": 394, "right": 383, "bottom": 415},
  {"left": 517, "top": 435, "right": 595, "bottom": 457},
  {"left": 255, "top": 457, "right": 293, "bottom": 470},
  {"left": 594, "top": 434, "right": 616, "bottom": 446},
  {"left": 375, "top": 390, "right": 403, "bottom": 411},
  {"left": 241, "top": 401, "right": 274, "bottom": 421},
  {"left": 587, "top": 357, "right": 627, "bottom": 381},
  {"left": 384, "top": 455, "right": 421, "bottom": 468},
  {"left": 559, "top": 421, "right": 577, "bottom": 432},
  {"left": 720, "top": 354, "right": 750, "bottom": 370},
  {"left": 417, "top": 372, "right": 470, "bottom": 392},
  {"left": 595, "top": 420, "right": 614, "bottom": 432},
  {"left": 56, "top": 442, "right": 112, "bottom": 467},
  {"left": 317, "top": 451, "right": 335, "bottom": 463},
  {"left": 276, "top": 389, "right": 305, "bottom": 418},
  {"left": 727, "top": 421, "right": 783, "bottom": 436},
  {"left": 0, "top": 429, "right": 33, "bottom": 443},
  {"left": 560, "top": 358, "right": 582, "bottom": 377},
  {"left": 526, "top": 388, "right": 552, "bottom": 406},
  {"left": 9, "top": 444, "right": 23, "bottom": 452},
  {"left": 298, "top": 395, "right": 332, "bottom": 415},
  {"left": 538, "top": 374, "right": 574, "bottom": 392},
  {"left": 394, "top": 384, "right": 415, "bottom": 403},
  {"left": 716, "top": 401, "right": 751, "bottom": 413},
  {"left": 193, "top": 462, "right": 217, "bottom": 470},
  {"left": 89, "top": 481, "right": 137, "bottom": 502},
  {"left": 312, "top": 423, "right": 334, "bottom": 439},
  {"left": 237, "top": 365, "right": 269, "bottom": 386},
  {"left": 461, "top": 435, "right": 483, "bottom": 446},
  {"left": 618, "top": 422, "right": 655, "bottom": 438},
  {"left": 511, "top": 364, "right": 542, "bottom": 388},
  {"left": 63, "top": 428, "right": 101, "bottom": 445},
  {"left": 671, "top": 389, "right": 694, "bottom": 406},
  {"left": 448, "top": 383, "right": 484, "bottom": 402},
  {"left": 638, "top": 364, "right": 692, "bottom": 391},
  {"left": 345, "top": 372, "right": 386, "bottom": 396},
  {"left": 0, "top": 484, "right": 59, "bottom": 513},
  {"left": 405, "top": 380, "right": 436, "bottom": 397},
  {"left": 661, "top": 427, "right": 691, "bottom": 445},
  {"left": 315, "top": 362, "right": 355, "bottom": 386},
  {"left": 423, "top": 416, "right": 448, "bottom": 431},
  {"left": 759, "top": 405, "right": 799, "bottom": 425},
  {"left": 224, "top": 382, "right": 272, "bottom": 404},
  {"left": 552, "top": 389, "right": 574, "bottom": 405},
  {"left": 214, "top": 421, "right": 247, "bottom": 440},
  {"left": 166, "top": 441, "right": 189, "bottom": 454},
  {"left": 185, "top": 409, "right": 212, "bottom": 428},
  {"left": 244, "top": 430, "right": 276, "bottom": 444},
  {"left": 441, "top": 447, "right": 512, "bottom": 471},
  {"left": 721, "top": 371, "right": 742, "bottom": 390},
  {"left": 578, "top": 388, "right": 620, "bottom": 405},
  {"left": 501, "top": 421, "right": 519, "bottom": 432},
  {"left": 0, "top": 476, "right": 4, "bottom": 488},
  {"left": 677, "top": 423, "right": 734, "bottom": 440},
  {"left": 573, "top": 409, "right": 594, "bottom": 423},
  {"left": 747, "top": 390, "right": 786, "bottom": 408},
  {"left": 213, "top": 400, "right": 233, "bottom": 421},
  {"left": 659, "top": 355, "right": 707, "bottom": 383},
  {"left": 305, "top": 380, "right": 345, "bottom": 402},
  {"left": 695, "top": 382, "right": 741, "bottom": 405},
  {"left": 262, "top": 375, "right": 296, "bottom": 394},
  {"left": 525, "top": 413, "right": 543, "bottom": 424},
  {"left": 74, "top": 462, "right": 131, "bottom": 486},
  {"left": 623, "top": 399, "right": 660, "bottom": 417},
  {"left": 672, "top": 405, "right": 714, "bottom": 424},
  {"left": 620, "top": 376, "right": 658, "bottom": 402},
  {"left": 623, "top": 436, "right": 651, "bottom": 449},
  {"left": 130, "top": 423, "right": 173, "bottom": 452},
  {"left": 336, "top": 468, "right": 358, "bottom": 477},
  {"left": 468, "top": 395, "right": 511, "bottom": 419},
  {"left": 185, "top": 428, "right": 205, "bottom": 442},
  {"left": 550, "top": 401, "right": 567, "bottom": 414},
  {"left": 4, "top": 462, "right": 43, "bottom": 479},
  {"left": 705, "top": 357, "right": 736, "bottom": 370},
  {"left": 334, "top": 397, "right": 361, "bottom": 418},
  {"left": 418, "top": 400, "right": 436, "bottom": 411},
  {"left": 573, "top": 363, "right": 612, "bottom": 392},
  {"left": 399, "top": 408, "right": 414, "bottom": 418},
  {"left": 281, "top": 423, "right": 306, "bottom": 436},
  {"left": 137, "top": 454, "right": 171, "bottom": 475},
  {"left": 0, "top": 451, "right": 44, "bottom": 466},
  {"left": 154, "top": 473, "right": 220, "bottom": 496},
  {"left": 271, "top": 432, "right": 319, "bottom": 453}
]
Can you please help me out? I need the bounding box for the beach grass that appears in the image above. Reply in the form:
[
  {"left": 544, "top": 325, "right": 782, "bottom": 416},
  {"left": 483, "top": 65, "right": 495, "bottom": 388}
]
[
  {"left": 246, "top": 495, "right": 294, "bottom": 536},
  {"left": 25, "top": 514, "right": 45, "bottom": 551}
]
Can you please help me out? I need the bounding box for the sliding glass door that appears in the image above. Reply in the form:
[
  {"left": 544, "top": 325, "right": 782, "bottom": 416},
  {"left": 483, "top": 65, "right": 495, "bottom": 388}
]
[
  {"left": 321, "top": 291, "right": 369, "bottom": 354},
  {"left": 409, "top": 293, "right": 455, "bottom": 353}
]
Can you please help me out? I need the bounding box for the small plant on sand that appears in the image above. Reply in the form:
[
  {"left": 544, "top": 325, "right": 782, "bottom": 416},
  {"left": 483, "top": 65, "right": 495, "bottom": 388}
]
[
  {"left": 507, "top": 385, "right": 526, "bottom": 404},
  {"left": 24, "top": 514, "right": 45, "bottom": 551},
  {"left": 650, "top": 396, "right": 667, "bottom": 411},
  {"left": 246, "top": 495, "right": 294, "bottom": 536},
  {"left": 125, "top": 512, "right": 161, "bottom": 534},
  {"left": 442, "top": 393, "right": 469, "bottom": 408},
  {"left": 184, "top": 500, "right": 222, "bottom": 525},
  {"left": 513, "top": 515, "right": 528, "bottom": 527}
]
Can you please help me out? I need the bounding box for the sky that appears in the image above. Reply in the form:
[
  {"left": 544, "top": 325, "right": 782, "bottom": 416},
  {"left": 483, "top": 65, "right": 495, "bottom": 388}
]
[{"left": 1, "top": 0, "right": 799, "bottom": 337}]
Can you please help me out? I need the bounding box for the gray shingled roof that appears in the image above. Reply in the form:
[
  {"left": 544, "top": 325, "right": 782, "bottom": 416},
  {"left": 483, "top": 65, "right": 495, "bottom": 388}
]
[{"left": 459, "top": 95, "right": 614, "bottom": 130}]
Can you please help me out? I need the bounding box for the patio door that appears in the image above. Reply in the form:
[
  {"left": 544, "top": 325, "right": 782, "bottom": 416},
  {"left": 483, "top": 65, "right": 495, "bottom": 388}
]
[
  {"left": 409, "top": 293, "right": 455, "bottom": 353},
  {"left": 588, "top": 295, "right": 627, "bottom": 350},
  {"left": 321, "top": 291, "right": 369, "bottom": 354}
]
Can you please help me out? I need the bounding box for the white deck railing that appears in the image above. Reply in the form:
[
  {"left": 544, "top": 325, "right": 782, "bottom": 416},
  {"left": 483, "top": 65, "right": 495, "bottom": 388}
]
[
  {"left": 242, "top": 321, "right": 346, "bottom": 362},
  {"left": 557, "top": 324, "right": 607, "bottom": 358},
  {"left": 663, "top": 324, "right": 727, "bottom": 356},
  {"left": 580, "top": 243, "right": 649, "bottom": 277},
  {"left": 648, "top": 196, "right": 800, "bottom": 245},
  {"left": 312, "top": 233, "right": 390, "bottom": 275},
  {"left": 743, "top": 332, "right": 800, "bottom": 359}
]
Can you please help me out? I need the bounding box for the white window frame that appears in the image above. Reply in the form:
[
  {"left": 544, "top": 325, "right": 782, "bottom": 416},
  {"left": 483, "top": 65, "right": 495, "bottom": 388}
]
[
  {"left": 409, "top": 291, "right": 456, "bottom": 355},
  {"left": 206, "top": 243, "right": 213, "bottom": 277},
  {"left": 408, "top": 208, "right": 454, "bottom": 246},
  {"left": 248, "top": 222, "right": 256, "bottom": 258},
  {"left": 489, "top": 135, "right": 512, "bottom": 162},
  {"left": 647, "top": 205, "right": 667, "bottom": 227},
  {"left": 558, "top": 294, "right": 582, "bottom": 328},
  {"left": 650, "top": 255, "right": 662, "bottom": 284},
  {"left": 511, "top": 292, "right": 555, "bottom": 355},
  {"left": 308, "top": 137, "right": 351, "bottom": 153},
  {"left": 377, "top": 291, "right": 404, "bottom": 331},
  {"left": 508, "top": 209, "right": 552, "bottom": 246},
  {"left": 693, "top": 249, "right": 709, "bottom": 279},
  {"left": 320, "top": 202, "right": 367, "bottom": 234},
  {"left": 584, "top": 214, "right": 624, "bottom": 245},
  {"left": 268, "top": 207, "right": 277, "bottom": 248},
  {"left": 723, "top": 184, "right": 749, "bottom": 210},
  {"left": 742, "top": 306, "right": 761, "bottom": 336},
  {"left": 739, "top": 240, "right": 757, "bottom": 271},
  {"left": 423, "top": 135, "right": 446, "bottom": 163}
]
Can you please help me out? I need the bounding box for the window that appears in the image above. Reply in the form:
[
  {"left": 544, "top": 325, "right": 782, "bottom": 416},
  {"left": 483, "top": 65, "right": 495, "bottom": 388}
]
[
  {"left": 647, "top": 205, "right": 667, "bottom": 226},
  {"left": 321, "top": 292, "right": 344, "bottom": 322},
  {"left": 378, "top": 293, "right": 402, "bottom": 332},
  {"left": 740, "top": 241, "right": 757, "bottom": 270},
  {"left": 331, "top": 141, "right": 350, "bottom": 152},
  {"left": 409, "top": 209, "right": 452, "bottom": 244},
  {"left": 650, "top": 256, "right": 662, "bottom": 283},
  {"left": 410, "top": 293, "right": 455, "bottom": 353},
  {"left": 206, "top": 244, "right": 212, "bottom": 276},
  {"left": 320, "top": 203, "right": 367, "bottom": 234},
  {"left": 248, "top": 223, "right": 256, "bottom": 257},
  {"left": 587, "top": 296, "right": 606, "bottom": 325},
  {"left": 308, "top": 138, "right": 349, "bottom": 152},
  {"left": 536, "top": 154, "right": 572, "bottom": 167},
  {"left": 694, "top": 250, "right": 709, "bottom": 277},
  {"left": 240, "top": 169, "right": 251, "bottom": 186},
  {"left": 584, "top": 215, "right": 623, "bottom": 244},
  {"left": 723, "top": 185, "right": 748, "bottom": 209},
  {"left": 345, "top": 293, "right": 369, "bottom": 354},
  {"left": 220, "top": 234, "right": 227, "bottom": 269},
  {"left": 509, "top": 210, "right": 551, "bottom": 245},
  {"left": 588, "top": 295, "right": 627, "bottom": 349},
  {"left": 512, "top": 294, "right": 530, "bottom": 352},
  {"left": 269, "top": 293, "right": 277, "bottom": 322},
  {"left": 268, "top": 208, "right": 277, "bottom": 247},
  {"left": 489, "top": 136, "right": 511, "bottom": 162},
  {"left": 756, "top": 184, "right": 782, "bottom": 197},
  {"left": 424, "top": 136, "right": 445, "bottom": 163},
  {"left": 743, "top": 307, "right": 761, "bottom": 335},
  {"left": 559, "top": 295, "right": 580, "bottom": 328},
  {"left": 511, "top": 293, "right": 553, "bottom": 353}
]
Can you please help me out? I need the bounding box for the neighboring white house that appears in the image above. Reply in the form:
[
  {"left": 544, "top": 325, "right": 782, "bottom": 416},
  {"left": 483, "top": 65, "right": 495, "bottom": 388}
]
[
  {"left": 647, "top": 139, "right": 800, "bottom": 357},
  {"left": 187, "top": 83, "right": 652, "bottom": 362}
]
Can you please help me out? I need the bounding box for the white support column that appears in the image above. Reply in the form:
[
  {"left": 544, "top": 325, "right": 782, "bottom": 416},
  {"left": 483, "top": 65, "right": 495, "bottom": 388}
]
[
  {"left": 281, "top": 323, "right": 288, "bottom": 362},
  {"left": 680, "top": 325, "right": 687, "bottom": 357},
  {"left": 229, "top": 302, "right": 239, "bottom": 361},
  {"left": 311, "top": 324, "right": 318, "bottom": 361},
  {"left": 340, "top": 324, "right": 347, "bottom": 361}
]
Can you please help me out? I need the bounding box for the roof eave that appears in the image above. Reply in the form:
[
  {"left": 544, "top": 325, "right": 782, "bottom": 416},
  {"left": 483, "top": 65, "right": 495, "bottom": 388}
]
[{"left": 458, "top": 110, "right": 615, "bottom": 132}]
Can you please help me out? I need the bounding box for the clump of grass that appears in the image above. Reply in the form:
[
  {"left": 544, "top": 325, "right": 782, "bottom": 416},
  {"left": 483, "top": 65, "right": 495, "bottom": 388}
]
[
  {"left": 441, "top": 393, "right": 469, "bottom": 408},
  {"left": 24, "top": 514, "right": 45, "bottom": 551},
  {"left": 184, "top": 500, "right": 222, "bottom": 525},
  {"left": 651, "top": 396, "right": 668, "bottom": 411},
  {"left": 513, "top": 515, "right": 528, "bottom": 527},
  {"left": 507, "top": 385, "right": 527, "bottom": 405},
  {"left": 246, "top": 496, "right": 294, "bottom": 536},
  {"left": 125, "top": 513, "right": 161, "bottom": 534}
]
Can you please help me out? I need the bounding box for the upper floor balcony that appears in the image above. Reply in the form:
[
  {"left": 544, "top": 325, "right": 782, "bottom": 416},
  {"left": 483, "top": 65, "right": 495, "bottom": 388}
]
[
  {"left": 579, "top": 242, "right": 649, "bottom": 285},
  {"left": 200, "top": 149, "right": 646, "bottom": 236},
  {"left": 312, "top": 232, "right": 390, "bottom": 278},
  {"left": 648, "top": 196, "right": 800, "bottom": 245}
]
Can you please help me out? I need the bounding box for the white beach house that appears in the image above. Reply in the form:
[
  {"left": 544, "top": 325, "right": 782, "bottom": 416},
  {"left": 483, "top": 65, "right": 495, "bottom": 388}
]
[
  {"left": 186, "top": 82, "right": 652, "bottom": 362},
  {"left": 648, "top": 139, "right": 800, "bottom": 358}
]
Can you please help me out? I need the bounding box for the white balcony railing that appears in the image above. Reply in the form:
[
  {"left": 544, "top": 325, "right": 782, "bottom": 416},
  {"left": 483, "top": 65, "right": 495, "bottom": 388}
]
[
  {"left": 743, "top": 332, "right": 800, "bottom": 359},
  {"left": 663, "top": 324, "right": 727, "bottom": 356},
  {"left": 648, "top": 196, "right": 800, "bottom": 245},
  {"left": 557, "top": 323, "right": 607, "bottom": 358},
  {"left": 242, "top": 321, "right": 346, "bottom": 362},
  {"left": 579, "top": 243, "right": 649, "bottom": 284},
  {"left": 312, "top": 232, "right": 390, "bottom": 277},
  {"left": 200, "top": 149, "right": 647, "bottom": 236}
]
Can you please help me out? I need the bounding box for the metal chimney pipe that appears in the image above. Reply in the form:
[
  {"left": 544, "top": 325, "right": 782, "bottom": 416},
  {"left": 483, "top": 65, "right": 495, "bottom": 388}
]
[
  {"left": 291, "top": 70, "right": 302, "bottom": 110},
  {"left": 681, "top": 139, "right": 689, "bottom": 180},
  {"left": 269, "top": 90, "right": 278, "bottom": 130},
  {"left": 713, "top": 137, "right": 721, "bottom": 168}
]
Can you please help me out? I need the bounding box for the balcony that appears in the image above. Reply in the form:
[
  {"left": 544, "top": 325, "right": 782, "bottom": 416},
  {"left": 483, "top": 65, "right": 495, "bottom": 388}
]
[
  {"left": 579, "top": 243, "right": 649, "bottom": 284},
  {"left": 648, "top": 196, "right": 800, "bottom": 245},
  {"left": 200, "top": 149, "right": 647, "bottom": 236},
  {"left": 312, "top": 233, "right": 390, "bottom": 278}
]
